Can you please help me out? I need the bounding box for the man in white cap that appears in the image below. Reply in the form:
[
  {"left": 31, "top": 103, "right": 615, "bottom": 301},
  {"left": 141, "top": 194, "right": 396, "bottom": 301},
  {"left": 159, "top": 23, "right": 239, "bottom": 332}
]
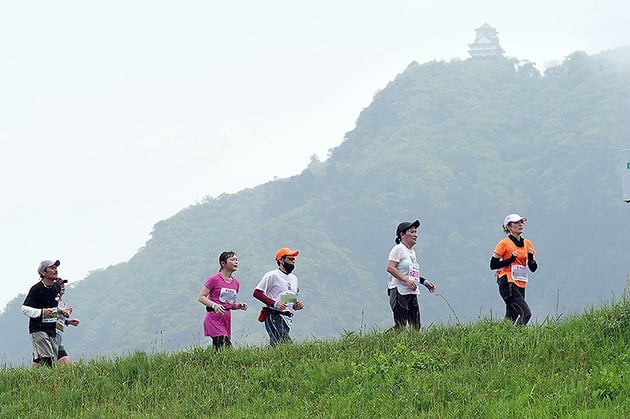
[{"left": 21, "top": 259, "right": 66, "bottom": 367}]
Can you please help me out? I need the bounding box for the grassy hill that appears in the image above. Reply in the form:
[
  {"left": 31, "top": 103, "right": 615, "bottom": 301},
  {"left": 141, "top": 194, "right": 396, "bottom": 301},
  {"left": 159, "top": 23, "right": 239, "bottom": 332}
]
[{"left": 1, "top": 297, "right": 628, "bottom": 418}]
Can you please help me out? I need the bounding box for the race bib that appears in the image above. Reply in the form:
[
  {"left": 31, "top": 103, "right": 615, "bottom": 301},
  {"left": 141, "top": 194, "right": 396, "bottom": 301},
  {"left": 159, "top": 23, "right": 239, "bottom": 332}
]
[
  {"left": 511, "top": 264, "right": 528, "bottom": 283},
  {"left": 408, "top": 262, "right": 420, "bottom": 281},
  {"left": 219, "top": 288, "right": 237, "bottom": 304},
  {"left": 42, "top": 309, "right": 57, "bottom": 323},
  {"left": 280, "top": 292, "right": 297, "bottom": 304}
]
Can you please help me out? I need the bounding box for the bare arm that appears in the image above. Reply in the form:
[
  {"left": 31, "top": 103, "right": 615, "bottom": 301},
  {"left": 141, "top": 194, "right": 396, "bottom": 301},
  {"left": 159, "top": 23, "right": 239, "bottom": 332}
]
[
  {"left": 387, "top": 260, "right": 436, "bottom": 293},
  {"left": 387, "top": 260, "right": 418, "bottom": 291},
  {"left": 198, "top": 285, "right": 224, "bottom": 314}
]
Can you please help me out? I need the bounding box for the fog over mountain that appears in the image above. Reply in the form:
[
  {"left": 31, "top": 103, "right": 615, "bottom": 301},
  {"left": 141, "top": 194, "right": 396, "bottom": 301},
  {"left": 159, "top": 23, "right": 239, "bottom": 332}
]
[
  {"left": 2, "top": 44, "right": 629, "bottom": 368},
  {"left": 2, "top": 1, "right": 630, "bottom": 314}
]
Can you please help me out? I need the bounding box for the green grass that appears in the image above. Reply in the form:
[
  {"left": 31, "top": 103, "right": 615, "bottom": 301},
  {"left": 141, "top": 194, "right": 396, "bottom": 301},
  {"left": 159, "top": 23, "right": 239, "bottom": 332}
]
[{"left": 1, "top": 299, "right": 628, "bottom": 418}]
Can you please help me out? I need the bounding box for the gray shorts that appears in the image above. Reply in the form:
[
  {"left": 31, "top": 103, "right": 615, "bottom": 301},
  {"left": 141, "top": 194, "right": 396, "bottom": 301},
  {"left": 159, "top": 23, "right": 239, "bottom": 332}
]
[{"left": 31, "top": 331, "right": 58, "bottom": 363}]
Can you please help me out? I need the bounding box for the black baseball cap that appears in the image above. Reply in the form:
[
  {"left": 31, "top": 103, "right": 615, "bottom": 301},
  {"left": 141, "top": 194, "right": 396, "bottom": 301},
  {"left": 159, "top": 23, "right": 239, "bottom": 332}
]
[{"left": 396, "top": 220, "right": 421, "bottom": 237}]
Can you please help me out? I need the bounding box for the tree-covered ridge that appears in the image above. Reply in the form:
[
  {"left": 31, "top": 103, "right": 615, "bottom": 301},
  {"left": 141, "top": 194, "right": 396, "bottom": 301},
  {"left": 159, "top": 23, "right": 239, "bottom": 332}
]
[{"left": 1, "top": 47, "right": 629, "bottom": 367}]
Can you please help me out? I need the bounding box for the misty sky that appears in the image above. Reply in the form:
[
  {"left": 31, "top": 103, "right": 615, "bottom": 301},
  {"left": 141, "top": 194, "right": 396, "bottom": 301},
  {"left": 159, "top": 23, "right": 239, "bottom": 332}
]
[{"left": 1, "top": 1, "right": 629, "bottom": 311}]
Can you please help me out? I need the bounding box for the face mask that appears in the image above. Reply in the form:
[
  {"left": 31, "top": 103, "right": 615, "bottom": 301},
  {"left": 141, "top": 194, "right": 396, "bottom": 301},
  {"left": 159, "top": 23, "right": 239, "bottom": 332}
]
[{"left": 282, "top": 261, "right": 295, "bottom": 274}]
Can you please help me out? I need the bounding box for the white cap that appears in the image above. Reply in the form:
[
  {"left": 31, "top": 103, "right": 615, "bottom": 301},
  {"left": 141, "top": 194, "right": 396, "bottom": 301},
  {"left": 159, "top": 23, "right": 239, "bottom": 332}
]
[
  {"left": 37, "top": 259, "right": 60, "bottom": 276},
  {"left": 503, "top": 214, "right": 527, "bottom": 228}
]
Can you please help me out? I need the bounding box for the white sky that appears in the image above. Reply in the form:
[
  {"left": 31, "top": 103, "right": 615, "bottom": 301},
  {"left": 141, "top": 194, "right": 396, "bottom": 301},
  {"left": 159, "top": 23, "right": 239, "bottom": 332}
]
[{"left": 1, "top": 1, "right": 629, "bottom": 311}]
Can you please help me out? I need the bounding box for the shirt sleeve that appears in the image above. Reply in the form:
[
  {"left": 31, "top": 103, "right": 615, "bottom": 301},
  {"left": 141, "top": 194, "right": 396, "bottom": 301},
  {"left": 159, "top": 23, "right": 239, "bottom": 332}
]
[
  {"left": 493, "top": 239, "right": 507, "bottom": 258},
  {"left": 525, "top": 239, "right": 536, "bottom": 256},
  {"left": 255, "top": 273, "right": 269, "bottom": 292},
  {"left": 388, "top": 245, "right": 402, "bottom": 263},
  {"left": 22, "top": 305, "right": 41, "bottom": 318}
]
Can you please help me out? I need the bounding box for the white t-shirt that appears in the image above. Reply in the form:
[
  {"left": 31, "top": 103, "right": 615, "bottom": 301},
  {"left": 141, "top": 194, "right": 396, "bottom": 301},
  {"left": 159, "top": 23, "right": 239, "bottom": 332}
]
[
  {"left": 255, "top": 268, "right": 299, "bottom": 325},
  {"left": 387, "top": 243, "right": 420, "bottom": 295}
]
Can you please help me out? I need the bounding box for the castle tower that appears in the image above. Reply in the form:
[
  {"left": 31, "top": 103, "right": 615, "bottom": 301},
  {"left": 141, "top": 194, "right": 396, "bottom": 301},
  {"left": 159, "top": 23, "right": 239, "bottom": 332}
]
[{"left": 468, "top": 23, "right": 505, "bottom": 58}]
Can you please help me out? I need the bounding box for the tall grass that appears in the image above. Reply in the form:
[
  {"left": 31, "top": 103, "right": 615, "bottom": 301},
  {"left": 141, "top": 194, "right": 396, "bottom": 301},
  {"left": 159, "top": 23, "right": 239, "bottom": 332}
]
[{"left": 1, "top": 299, "right": 628, "bottom": 418}]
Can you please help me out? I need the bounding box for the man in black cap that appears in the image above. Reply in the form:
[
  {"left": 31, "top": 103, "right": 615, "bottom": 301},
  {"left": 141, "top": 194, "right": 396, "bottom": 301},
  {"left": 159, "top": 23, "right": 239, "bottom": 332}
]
[
  {"left": 21, "top": 259, "right": 66, "bottom": 367},
  {"left": 54, "top": 277, "right": 80, "bottom": 366}
]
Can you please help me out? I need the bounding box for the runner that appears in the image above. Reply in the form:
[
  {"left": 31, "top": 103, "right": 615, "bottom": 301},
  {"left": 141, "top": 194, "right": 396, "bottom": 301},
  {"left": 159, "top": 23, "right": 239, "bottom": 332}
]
[
  {"left": 198, "top": 251, "right": 248, "bottom": 350},
  {"left": 386, "top": 220, "right": 436, "bottom": 331},
  {"left": 55, "top": 278, "right": 80, "bottom": 366},
  {"left": 253, "top": 247, "right": 305, "bottom": 345},
  {"left": 21, "top": 259, "right": 65, "bottom": 367},
  {"left": 490, "top": 213, "right": 538, "bottom": 325}
]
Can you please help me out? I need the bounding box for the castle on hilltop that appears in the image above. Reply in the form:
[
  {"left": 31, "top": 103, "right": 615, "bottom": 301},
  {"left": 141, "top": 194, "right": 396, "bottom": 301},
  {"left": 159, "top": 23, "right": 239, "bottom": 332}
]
[{"left": 468, "top": 23, "right": 505, "bottom": 58}]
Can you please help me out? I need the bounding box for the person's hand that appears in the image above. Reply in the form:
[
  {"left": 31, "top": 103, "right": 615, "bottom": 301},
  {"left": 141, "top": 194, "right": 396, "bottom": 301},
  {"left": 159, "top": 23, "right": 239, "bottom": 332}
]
[
  {"left": 424, "top": 280, "right": 436, "bottom": 293},
  {"left": 511, "top": 251, "right": 518, "bottom": 257},
  {"left": 61, "top": 308, "right": 72, "bottom": 317},
  {"left": 214, "top": 304, "right": 225, "bottom": 315},
  {"left": 527, "top": 247, "right": 534, "bottom": 256},
  {"left": 67, "top": 318, "right": 80, "bottom": 326},
  {"left": 406, "top": 279, "right": 418, "bottom": 291},
  {"left": 293, "top": 301, "right": 304, "bottom": 310},
  {"left": 235, "top": 302, "right": 248, "bottom": 311},
  {"left": 275, "top": 301, "right": 287, "bottom": 311}
]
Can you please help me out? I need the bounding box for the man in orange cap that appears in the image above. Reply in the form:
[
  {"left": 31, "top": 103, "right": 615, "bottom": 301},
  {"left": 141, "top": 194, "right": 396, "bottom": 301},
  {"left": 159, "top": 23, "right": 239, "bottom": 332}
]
[{"left": 253, "top": 247, "right": 305, "bottom": 345}]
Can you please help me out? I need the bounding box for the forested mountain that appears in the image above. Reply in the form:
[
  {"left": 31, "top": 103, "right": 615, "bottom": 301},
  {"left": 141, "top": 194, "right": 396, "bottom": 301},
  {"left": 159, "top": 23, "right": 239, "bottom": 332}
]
[{"left": 2, "top": 48, "right": 630, "bottom": 367}]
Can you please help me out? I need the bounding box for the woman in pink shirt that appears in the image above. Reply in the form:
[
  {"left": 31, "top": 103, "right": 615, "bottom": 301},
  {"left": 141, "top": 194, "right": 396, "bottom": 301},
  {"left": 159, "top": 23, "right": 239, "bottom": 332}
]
[{"left": 198, "top": 251, "right": 248, "bottom": 350}]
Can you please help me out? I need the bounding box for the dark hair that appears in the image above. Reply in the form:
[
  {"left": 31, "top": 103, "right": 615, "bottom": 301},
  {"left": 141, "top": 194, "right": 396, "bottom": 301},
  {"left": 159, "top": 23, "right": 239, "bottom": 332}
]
[
  {"left": 395, "top": 220, "right": 420, "bottom": 244},
  {"left": 218, "top": 251, "right": 236, "bottom": 270},
  {"left": 395, "top": 225, "right": 411, "bottom": 244}
]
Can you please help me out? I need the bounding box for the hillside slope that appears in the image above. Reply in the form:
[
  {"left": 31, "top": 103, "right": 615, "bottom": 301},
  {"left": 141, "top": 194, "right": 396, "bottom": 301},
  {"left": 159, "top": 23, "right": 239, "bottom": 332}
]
[{"left": 1, "top": 300, "right": 628, "bottom": 416}]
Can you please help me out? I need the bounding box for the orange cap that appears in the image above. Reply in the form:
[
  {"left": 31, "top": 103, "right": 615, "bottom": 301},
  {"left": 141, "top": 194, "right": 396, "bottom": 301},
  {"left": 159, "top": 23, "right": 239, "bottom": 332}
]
[{"left": 275, "top": 247, "right": 299, "bottom": 261}]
